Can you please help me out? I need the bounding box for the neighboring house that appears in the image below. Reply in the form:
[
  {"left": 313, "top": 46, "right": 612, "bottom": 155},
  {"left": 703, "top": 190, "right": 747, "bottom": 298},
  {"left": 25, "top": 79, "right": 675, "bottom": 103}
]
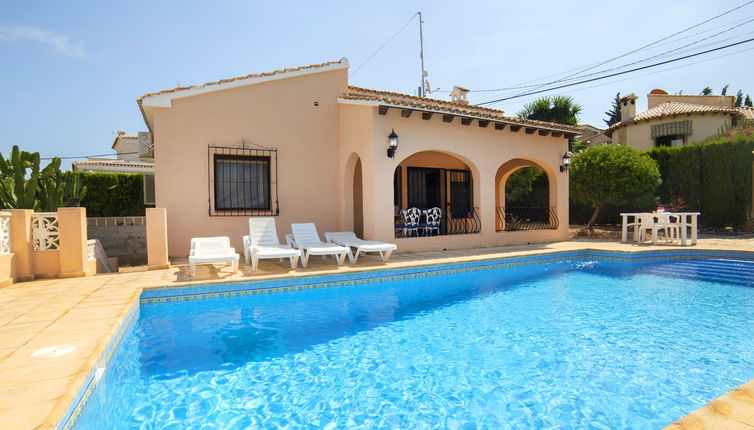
[
  {"left": 605, "top": 89, "right": 754, "bottom": 150},
  {"left": 72, "top": 131, "right": 156, "bottom": 204},
  {"left": 137, "top": 58, "right": 580, "bottom": 256},
  {"left": 576, "top": 124, "right": 611, "bottom": 147}
]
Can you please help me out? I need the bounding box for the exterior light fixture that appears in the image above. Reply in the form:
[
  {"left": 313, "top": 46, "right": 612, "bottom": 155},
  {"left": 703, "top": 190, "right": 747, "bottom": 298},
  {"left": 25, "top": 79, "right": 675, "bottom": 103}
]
[
  {"left": 387, "top": 129, "right": 399, "bottom": 158},
  {"left": 560, "top": 152, "right": 572, "bottom": 172}
]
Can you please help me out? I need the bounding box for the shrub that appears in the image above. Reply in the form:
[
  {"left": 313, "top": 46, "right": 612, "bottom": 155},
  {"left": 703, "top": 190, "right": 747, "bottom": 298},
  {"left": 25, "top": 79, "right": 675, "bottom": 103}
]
[
  {"left": 570, "top": 145, "right": 661, "bottom": 228},
  {"left": 72, "top": 171, "right": 146, "bottom": 217},
  {"left": 646, "top": 135, "right": 753, "bottom": 227}
]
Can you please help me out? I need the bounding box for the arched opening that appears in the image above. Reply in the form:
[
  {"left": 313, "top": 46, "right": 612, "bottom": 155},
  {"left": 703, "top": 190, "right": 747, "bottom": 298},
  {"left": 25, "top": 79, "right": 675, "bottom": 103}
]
[
  {"left": 393, "top": 151, "right": 481, "bottom": 237},
  {"left": 352, "top": 157, "right": 364, "bottom": 238},
  {"left": 495, "top": 159, "right": 558, "bottom": 231}
]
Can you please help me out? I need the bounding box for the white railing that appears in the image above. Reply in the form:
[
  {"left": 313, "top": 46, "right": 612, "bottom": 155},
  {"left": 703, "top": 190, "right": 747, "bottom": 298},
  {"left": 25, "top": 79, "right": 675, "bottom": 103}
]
[
  {"left": 0, "top": 212, "right": 10, "bottom": 255},
  {"left": 87, "top": 238, "right": 113, "bottom": 273},
  {"left": 31, "top": 212, "right": 60, "bottom": 251},
  {"left": 87, "top": 216, "right": 146, "bottom": 227}
]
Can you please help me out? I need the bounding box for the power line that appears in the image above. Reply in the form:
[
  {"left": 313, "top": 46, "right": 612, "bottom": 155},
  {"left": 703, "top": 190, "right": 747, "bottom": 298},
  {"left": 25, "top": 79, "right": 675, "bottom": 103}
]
[
  {"left": 450, "top": 16, "right": 752, "bottom": 97},
  {"left": 351, "top": 12, "right": 419, "bottom": 76},
  {"left": 41, "top": 152, "right": 138, "bottom": 160},
  {"left": 505, "top": 0, "right": 754, "bottom": 99},
  {"left": 474, "top": 21, "right": 754, "bottom": 104},
  {"left": 477, "top": 45, "right": 754, "bottom": 109},
  {"left": 477, "top": 37, "right": 754, "bottom": 105}
]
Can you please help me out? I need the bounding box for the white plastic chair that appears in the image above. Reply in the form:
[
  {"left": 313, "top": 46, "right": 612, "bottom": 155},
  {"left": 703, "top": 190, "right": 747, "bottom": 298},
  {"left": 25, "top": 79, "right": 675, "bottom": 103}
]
[
  {"left": 243, "top": 218, "right": 300, "bottom": 271},
  {"left": 422, "top": 207, "right": 442, "bottom": 236},
  {"left": 287, "top": 223, "right": 350, "bottom": 268},
  {"left": 400, "top": 208, "right": 421, "bottom": 237},
  {"left": 324, "top": 232, "right": 397, "bottom": 263},
  {"left": 637, "top": 214, "right": 679, "bottom": 245},
  {"left": 188, "top": 236, "right": 239, "bottom": 277}
]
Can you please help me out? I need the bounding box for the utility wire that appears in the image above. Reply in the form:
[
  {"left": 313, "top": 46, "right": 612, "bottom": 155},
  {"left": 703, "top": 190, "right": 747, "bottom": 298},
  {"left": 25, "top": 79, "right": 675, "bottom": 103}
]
[
  {"left": 445, "top": 15, "right": 754, "bottom": 96},
  {"left": 477, "top": 45, "right": 754, "bottom": 109},
  {"left": 351, "top": 13, "right": 418, "bottom": 76},
  {"left": 478, "top": 37, "right": 754, "bottom": 105},
  {"left": 505, "top": 0, "right": 754, "bottom": 98},
  {"left": 473, "top": 24, "right": 754, "bottom": 104},
  {"left": 42, "top": 152, "right": 138, "bottom": 160}
]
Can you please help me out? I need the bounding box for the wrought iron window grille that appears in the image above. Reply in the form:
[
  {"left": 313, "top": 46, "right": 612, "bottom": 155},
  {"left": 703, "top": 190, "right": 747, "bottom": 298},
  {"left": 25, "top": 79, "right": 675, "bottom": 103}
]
[{"left": 208, "top": 142, "right": 279, "bottom": 217}]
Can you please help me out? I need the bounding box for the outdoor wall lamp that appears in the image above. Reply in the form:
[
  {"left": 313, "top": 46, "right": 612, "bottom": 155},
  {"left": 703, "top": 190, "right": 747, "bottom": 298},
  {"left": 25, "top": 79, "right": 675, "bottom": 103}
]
[
  {"left": 387, "top": 129, "right": 399, "bottom": 158},
  {"left": 560, "top": 152, "right": 572, "bottom": 172}
]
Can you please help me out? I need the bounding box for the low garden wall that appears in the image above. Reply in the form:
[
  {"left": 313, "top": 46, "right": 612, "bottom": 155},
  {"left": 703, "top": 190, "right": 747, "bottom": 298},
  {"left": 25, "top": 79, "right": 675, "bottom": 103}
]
[{"left": 87, "top": 217, "right": 147, "bottom": 265}]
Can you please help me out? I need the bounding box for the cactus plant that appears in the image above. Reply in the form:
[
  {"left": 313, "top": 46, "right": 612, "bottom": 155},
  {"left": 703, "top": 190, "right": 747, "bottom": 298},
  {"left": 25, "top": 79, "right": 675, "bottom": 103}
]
[
  {"left": 0, "top": 146, "right": 86, "bottom": 211},
  {"left": 0, "top": 145, "right": 41, "bottom": 210}
]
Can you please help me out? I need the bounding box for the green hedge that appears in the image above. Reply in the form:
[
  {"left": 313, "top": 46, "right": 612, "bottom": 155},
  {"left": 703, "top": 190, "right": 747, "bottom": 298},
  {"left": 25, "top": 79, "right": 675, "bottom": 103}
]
[
  {"left": 645, "top": 136, "right": 753, "bottom": 227},
  {"left": 72, "top": 171, "right": 146, "bottom": 217}
]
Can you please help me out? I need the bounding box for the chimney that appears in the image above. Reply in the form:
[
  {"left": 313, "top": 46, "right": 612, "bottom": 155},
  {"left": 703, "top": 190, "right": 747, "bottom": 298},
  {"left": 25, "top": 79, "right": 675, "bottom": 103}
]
[
  {"left": 619, "top": 93, "right": 638, "bottom": 121},
  {"left": 450, "top": 86, "right": 470, "bottom": 104}
]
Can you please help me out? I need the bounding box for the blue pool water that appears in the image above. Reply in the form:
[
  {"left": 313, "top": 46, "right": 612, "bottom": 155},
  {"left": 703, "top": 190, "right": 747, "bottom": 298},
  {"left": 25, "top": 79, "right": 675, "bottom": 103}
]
[{"left": 73, "top": 257, "right": 754, "bottom": 429}]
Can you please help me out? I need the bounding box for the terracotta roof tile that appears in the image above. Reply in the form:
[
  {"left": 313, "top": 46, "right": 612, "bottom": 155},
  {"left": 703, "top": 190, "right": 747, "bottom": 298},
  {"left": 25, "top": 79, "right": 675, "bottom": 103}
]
[
  {"left": 605, "top": 102, "right": 749, "bottom": 136},
  {"left": 72, "top": 160, "right": 153, "bottom": 168},
  {"left": 344, "top": 86, "right": 581, "bottom": 134},
  {"left": 738, "top": 107, "right": 754, "bottom": 121}
]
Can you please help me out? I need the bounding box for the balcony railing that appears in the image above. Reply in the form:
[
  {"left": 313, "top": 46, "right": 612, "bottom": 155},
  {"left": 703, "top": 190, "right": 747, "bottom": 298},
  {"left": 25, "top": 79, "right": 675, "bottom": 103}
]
[
  {"left": 395, "top": 206, "right": 481, "bottom": 238},
  {"left": 496, "top": 207, "right": 558, "bottom": 231},
  {"left": 445, "top": 206, "right": 482, "bottom": 235}
]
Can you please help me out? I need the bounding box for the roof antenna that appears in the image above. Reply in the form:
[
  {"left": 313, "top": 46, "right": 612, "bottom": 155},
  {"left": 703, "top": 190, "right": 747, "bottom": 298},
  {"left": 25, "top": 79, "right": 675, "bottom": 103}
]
[{"left": 418, "top": 11, "right": 427, "bottom": 97}]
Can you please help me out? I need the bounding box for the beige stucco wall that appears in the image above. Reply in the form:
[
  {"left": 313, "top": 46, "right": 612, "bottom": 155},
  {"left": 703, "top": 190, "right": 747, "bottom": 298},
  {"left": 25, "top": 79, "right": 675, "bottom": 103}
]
[
  {"left": 341, "top": 105, "right": 569, "bottom": 253},
  {"left": 150, "top": 66, "right": 570, "bottom": 256},
  {"left": 113, "top": 137, "right": 141, "bottom": 161},
  {"left": 0, "top": 253, "right": 14, "bottom": 286},
  {"left": 153, "top": 67, "right": 349, "bottom": 255},
  {"left": 616, "top": 113, "right": 733, "bottom": 151}
]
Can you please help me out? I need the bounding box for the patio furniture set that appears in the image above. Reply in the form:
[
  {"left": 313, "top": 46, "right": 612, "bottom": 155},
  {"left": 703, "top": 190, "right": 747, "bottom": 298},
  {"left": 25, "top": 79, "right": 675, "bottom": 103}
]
[
  {"left": 188, "top": 218, "right": 397, "bottom": 276},
  {"left": 395, "top": 207, "right": 442, "bottom": 238},
  {"left": 620, "top": 212, "right": 701, "bottom": 246}
]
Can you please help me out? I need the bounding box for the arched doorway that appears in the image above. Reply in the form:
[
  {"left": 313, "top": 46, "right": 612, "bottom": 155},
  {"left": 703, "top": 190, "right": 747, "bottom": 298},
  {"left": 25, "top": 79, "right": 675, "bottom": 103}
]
[
  {"left": 393, "top": 151, "right": 481, "bottom": 237},
  {"left": 495, "top": 159, "right": 558, "bottom": 231},
  {"left": 352, "top": 157, "right": 364, "bottom": 238}
]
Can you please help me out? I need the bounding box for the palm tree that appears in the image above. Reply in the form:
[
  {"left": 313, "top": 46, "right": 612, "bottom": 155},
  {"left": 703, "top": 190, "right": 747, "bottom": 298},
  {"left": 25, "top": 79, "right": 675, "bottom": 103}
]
[{"left": 516, "top": 96, "right": 582, "bottom": 126}]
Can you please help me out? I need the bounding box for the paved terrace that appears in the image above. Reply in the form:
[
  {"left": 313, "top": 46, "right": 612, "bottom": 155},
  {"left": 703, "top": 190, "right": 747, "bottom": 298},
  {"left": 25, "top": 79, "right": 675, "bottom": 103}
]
[{"left": 1, "top": 237, "right": 753, "bottom": 429}]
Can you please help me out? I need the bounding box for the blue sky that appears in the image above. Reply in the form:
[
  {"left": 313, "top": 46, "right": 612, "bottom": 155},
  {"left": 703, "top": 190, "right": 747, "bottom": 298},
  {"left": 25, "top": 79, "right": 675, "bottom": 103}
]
[{"left": 1, "top": 1, "right": 753, "bottom": 162}]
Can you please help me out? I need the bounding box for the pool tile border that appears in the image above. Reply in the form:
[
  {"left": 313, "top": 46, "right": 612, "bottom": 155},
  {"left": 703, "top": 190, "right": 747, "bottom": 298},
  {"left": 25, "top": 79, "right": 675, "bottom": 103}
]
[
  {"left": 140, "top": 249, "right": 754, "bottom": 305},
  {"left": 58, "top": 248, "right": 754, "bottom": 430}
]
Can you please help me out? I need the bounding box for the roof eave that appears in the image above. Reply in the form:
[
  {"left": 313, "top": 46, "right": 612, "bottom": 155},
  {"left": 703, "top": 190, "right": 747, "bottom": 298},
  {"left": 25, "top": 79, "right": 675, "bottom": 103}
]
[{"left": 338, "top": 98, "right": 579, "bottom": 136}]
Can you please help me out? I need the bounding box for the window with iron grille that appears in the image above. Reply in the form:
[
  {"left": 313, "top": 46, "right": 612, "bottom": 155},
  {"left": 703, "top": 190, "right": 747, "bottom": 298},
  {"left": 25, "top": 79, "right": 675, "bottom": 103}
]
[{"left": 208, "top": 145, "right": 279, "bottom": 216}]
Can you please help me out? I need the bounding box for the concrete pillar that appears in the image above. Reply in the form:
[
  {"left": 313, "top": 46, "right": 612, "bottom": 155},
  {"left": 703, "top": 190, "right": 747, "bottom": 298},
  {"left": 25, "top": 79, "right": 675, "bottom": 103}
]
[
  {"left": 147, "top": 208, "right": 170, "bottom": 270},
  {"left": 57, "top": 207, "right": 89, "bottom": 278},
  {"left": 9, "top": 209, "right": 33, "bottom": 281}
]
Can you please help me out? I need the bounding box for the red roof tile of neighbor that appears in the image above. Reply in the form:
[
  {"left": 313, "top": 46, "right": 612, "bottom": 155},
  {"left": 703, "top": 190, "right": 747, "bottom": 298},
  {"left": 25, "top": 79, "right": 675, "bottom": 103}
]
[
  {"left": 343, "top": 86, "right": 581, "bottom": 134},
  {"left": 605, "top": 102, "right": 752, "bottom": 136},
  {"left": 137, "top": 60, "right": 345, "bottom": 100},
  {"left": 72, "top": 160, "right": 153, "bottom": 168}
]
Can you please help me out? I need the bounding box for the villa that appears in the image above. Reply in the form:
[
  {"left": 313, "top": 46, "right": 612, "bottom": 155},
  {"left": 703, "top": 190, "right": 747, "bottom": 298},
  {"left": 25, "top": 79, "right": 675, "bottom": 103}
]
[
  {"left": 606, "top": 89, "right": 754, "bottom": 150},
  {"left": 137, "top": 58, "right": 579, "bottom": 256},
  {"left": 2, "top": 61, "right": 754, "bottom": 430}
]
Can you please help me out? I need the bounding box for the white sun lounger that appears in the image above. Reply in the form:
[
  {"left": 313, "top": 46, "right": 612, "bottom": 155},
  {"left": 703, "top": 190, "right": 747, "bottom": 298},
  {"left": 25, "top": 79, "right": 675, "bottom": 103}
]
[
  {"left": 286, "top": 223, "right": 349, "bottom": 268},
  {"left": 188, "top": 236, "right": 239, "bottom": 277},
  {"left": 242, "top": 218, "right": 300, "bottom": 271},
  {"left": 324, "top": 232, "right": 397, "bottom": 263}
]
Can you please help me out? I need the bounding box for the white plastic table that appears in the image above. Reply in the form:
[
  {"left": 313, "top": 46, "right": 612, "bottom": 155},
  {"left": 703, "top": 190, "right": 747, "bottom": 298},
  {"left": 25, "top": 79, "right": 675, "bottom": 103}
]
[{"left": 620, "top": 212, "right": 700, "bottom": 246}]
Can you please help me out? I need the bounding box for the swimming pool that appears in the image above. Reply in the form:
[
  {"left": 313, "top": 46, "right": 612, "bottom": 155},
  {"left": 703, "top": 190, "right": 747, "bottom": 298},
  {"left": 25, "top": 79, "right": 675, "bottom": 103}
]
[{"left": 69, "top": 252, "right": 754, "bottom": 429}]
